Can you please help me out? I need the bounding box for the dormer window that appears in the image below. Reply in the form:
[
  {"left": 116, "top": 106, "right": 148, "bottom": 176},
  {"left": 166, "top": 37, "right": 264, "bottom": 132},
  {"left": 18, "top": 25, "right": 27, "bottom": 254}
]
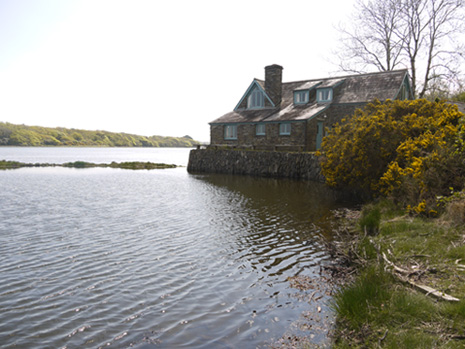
[
  {"left": 317, "top": 88, "right": 332, "bottom": 103},
  {"left": 294, "top": 90, "right": 309, "bottom": 104},
  {"left": 247, "top": 87, "right": 264, "bottom": 109}
]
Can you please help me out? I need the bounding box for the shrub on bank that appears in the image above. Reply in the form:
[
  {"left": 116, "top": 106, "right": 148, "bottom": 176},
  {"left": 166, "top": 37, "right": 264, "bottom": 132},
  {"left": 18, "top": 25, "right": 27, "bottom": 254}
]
[{"left": 320, "top": 99, "right": 465, "bottom": 215}]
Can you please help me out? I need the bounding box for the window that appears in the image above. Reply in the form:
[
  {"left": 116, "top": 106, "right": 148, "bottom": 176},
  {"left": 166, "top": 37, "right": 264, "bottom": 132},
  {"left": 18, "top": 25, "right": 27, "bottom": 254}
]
[
  {"left": 294, "top": 90, "right": 309, "bottom": 104},
  {"left": 279, "top": 123, "right": 291, "bottom": 135},
  {"left": 224, "top": 125, "right": 237, "bottom": 140},
  {"left": 317, "top": 88, "right": 332, "bottom": 102},
  {"left": 256, "top": 123, "right": 266, "bottom": 136},
  {"left": 247, "top": 88, "right": 264, "bottom": 108}
]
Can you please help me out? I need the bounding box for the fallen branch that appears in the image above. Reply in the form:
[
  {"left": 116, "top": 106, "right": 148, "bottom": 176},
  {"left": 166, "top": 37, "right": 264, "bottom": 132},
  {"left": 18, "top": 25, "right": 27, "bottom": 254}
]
[
  {"left": 378, "top": 329, "right": 388, "bottom": 346},
  {"left": 382, "top": 252, "right": 409, "bottom": 274},
  {"left": 404, "top": 280, "right": 459, "bottom": 302},
  {"left": 382, "top": 253, "right": 459, "bottom": 302},
  {"left": 455, "top": 259, "right": 465, "bottom": 270}
]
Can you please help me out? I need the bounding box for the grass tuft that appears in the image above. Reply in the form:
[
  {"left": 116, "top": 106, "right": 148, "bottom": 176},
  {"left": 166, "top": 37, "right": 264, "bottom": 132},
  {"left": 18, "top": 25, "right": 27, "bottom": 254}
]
[
  {"left": 332, "top": 266, "right": 391, "bottom": 329},
  {"left": 359, "top": 205, "right": 381, "bottom": 235},
  {"left": 443, "top": 199, "right": 465, "bottom": 226}
]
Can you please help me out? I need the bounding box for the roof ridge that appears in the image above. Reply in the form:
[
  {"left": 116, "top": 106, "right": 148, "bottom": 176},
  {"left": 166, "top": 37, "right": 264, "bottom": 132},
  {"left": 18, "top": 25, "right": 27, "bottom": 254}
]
[{"left": 282, "top": 69, "right": 409, "bottom": 85}]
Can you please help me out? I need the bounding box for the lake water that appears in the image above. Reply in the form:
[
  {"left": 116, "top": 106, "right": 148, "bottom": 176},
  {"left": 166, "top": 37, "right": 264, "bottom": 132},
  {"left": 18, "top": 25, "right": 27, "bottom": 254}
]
[{"left": 0, "top": 147, "right": 347, "bottom": 348}]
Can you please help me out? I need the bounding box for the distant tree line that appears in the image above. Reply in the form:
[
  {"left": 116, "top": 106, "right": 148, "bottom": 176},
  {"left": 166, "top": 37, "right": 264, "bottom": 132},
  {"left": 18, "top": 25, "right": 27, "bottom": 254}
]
[{"left": 0, "top": 122, "right": 200, "bottom": 147}]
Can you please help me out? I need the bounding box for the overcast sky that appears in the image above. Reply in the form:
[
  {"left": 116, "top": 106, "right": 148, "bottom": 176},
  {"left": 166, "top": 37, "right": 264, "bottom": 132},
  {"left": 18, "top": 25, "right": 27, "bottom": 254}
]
[{"left": 0, "top": 0, "right": 357, "bottom": 142}]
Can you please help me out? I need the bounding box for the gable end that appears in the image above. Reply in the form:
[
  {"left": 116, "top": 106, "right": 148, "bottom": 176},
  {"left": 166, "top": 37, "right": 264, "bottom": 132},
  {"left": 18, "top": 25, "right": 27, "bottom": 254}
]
[
  {"left": 393, "top": 73, "right": 413, "bottom": 100},
  {"left": 234, "top": 80, "right": 276, "bottom": 111}
]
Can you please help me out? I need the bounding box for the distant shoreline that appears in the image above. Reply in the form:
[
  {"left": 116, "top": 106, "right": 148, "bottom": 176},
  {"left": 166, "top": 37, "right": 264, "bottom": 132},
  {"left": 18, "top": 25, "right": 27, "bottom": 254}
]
[{"left": 0, "top": 122, "right": 200, "bottom": 147}]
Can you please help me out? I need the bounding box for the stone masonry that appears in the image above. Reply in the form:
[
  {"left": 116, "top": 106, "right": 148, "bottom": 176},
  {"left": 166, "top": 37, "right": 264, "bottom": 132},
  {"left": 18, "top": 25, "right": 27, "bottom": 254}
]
[{"left": 187, "top": 148, "right": 324, "bottom": 182}]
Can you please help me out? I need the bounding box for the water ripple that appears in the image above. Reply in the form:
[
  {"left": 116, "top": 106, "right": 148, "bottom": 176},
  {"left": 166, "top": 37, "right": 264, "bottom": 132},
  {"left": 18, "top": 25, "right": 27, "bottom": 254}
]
[{"left": 0, "top": 164, "right": 346, "bottom": 348}]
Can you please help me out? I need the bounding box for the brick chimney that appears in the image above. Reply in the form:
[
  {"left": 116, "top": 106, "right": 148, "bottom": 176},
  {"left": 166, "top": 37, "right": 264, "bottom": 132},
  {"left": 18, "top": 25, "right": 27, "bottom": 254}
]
[{"left": 265, "top": 64, "right": 283, "bottom": 106}]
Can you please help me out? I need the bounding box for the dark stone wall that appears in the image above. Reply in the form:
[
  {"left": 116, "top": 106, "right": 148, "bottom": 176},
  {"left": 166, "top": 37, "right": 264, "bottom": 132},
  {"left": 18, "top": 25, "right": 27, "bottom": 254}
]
[
  {"left": 210, "top": 122, "right": 307, "bottom": 148},
  {"left": 327, "top": 103, "right": 365, "bottom": 124},
  {"left": 187, "top": 148, "right": 324, "bottom": 182},
  {"left": 304, "top": 103, "right": 366, "bottom": 151},
  {"left": 209, "top": 103, "right": 367, "bottom": 151}
]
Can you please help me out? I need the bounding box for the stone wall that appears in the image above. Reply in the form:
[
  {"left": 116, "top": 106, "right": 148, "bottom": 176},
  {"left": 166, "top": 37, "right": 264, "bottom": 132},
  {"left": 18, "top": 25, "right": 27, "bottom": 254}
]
[
  {"left": 210, "top": 122, "right": 307, "bottom": 148},
  {"left": 187, "top": 148, "right": 324, "bottom": 182}
]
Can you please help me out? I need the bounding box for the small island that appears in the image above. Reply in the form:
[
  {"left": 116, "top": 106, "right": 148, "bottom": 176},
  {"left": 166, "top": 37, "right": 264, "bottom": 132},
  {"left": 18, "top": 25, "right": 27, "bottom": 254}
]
[{"left": 0, "top": 160, "right": 177, "bottom": 170}]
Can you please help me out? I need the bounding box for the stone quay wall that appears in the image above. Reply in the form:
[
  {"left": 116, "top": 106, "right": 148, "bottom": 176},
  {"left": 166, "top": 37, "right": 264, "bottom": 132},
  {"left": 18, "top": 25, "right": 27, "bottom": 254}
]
[{"left": 187, "top": 148, "right": 324, "bottom": 182}]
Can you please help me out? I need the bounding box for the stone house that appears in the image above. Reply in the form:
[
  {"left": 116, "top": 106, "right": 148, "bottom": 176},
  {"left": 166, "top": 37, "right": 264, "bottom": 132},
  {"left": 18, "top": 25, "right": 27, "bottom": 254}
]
[{"left": 209, "top": 65, "right": 412, "bottom": 151}]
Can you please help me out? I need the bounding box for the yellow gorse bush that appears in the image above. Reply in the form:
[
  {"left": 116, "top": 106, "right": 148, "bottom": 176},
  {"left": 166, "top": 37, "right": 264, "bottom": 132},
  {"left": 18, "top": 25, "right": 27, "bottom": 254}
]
[{"left": 321, "top": 99, "right": 465, "bottom": 214}]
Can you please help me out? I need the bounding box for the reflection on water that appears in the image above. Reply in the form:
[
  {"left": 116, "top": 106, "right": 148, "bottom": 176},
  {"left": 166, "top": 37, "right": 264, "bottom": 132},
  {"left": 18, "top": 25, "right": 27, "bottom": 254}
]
[
  {"left": 198, "top": 174, "right": 344, "bottom": 274},
  {"left": 0, "top": 148, "right": 350, "bottom": 348}
]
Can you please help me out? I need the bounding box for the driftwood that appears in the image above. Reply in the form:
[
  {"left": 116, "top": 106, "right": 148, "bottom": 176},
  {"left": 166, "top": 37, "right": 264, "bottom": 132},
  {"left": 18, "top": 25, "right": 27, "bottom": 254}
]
[
  {"left": 382, "top": 252, "right": 460, "bottom": 302},
  {"left": 455, "top": 259, "right": 465, "bottom": 271}
]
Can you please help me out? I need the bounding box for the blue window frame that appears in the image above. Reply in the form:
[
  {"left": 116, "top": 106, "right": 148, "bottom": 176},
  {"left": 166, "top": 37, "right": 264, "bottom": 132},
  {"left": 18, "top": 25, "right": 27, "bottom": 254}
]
[
  {"left": 247, "top": 88, "right": 264, "bottom": 109},
  {"left": 279, "top": 123, "right": 291, "bottom": 135},
  {"left": 294, "top": 90, "right": 309, "bottom": 104},
  {"left": 224, "top": 125, "right": 237, "bottom": 140},
  {"left": 256, "top": 123, "right": 266, "bottom": 136},
  {"left": 317, "top": 88, "right": 332, "bottom": 102}
]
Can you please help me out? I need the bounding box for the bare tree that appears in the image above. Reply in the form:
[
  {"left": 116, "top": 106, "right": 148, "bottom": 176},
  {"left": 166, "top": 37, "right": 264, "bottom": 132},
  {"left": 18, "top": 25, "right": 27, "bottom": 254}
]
[
  {"left": 402, "top": 0, "right": 465, "bottom": 97},
  {"left": 336, "top": 0, "right": 465, "bottom": 98},
  {"left": 336, "top": 0, "right": 404, "bottom": 73}
]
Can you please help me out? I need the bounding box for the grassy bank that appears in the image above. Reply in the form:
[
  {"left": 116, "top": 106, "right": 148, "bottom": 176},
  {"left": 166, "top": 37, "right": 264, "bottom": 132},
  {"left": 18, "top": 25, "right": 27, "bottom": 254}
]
[
  {"left": 0, "top": 160, "right": 177, "bottom": 170},
  {"left": 331, "top": 201, "right": 465, "bottom": 348}
]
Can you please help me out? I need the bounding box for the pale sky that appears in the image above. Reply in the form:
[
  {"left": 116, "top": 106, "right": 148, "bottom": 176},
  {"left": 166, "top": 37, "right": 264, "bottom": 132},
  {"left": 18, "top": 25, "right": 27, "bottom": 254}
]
[{"left": 0, "top": 0, "right": 357, "bottom": 142}]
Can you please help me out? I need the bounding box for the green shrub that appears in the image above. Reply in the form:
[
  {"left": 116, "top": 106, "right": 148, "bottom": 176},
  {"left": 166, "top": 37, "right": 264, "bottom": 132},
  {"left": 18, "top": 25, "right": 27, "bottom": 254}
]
[{"left": 320, "top": 99, "right": 465, "bottom": 214}]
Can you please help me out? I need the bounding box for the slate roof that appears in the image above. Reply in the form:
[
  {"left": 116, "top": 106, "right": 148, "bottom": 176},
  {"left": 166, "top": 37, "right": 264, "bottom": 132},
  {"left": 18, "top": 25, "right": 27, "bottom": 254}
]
[{"left": 210, "top": 69, "right": 409, "bottom": 125}]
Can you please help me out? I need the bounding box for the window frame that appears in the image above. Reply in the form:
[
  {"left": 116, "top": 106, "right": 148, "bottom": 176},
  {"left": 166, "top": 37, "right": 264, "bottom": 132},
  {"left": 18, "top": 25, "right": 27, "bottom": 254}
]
[
  {"left": 256, "top": 123, "right": 266, "bottom": 136},
  {"left": 224, "top": 124, "right": 238, "bottom": 140},
  {"left": 279, "top": 123, "right": 291, "bottom": 136},
  {"left": 247, "top": 87, "right": 265, "bottom": 109},
  {"left": 294, "top": 90, "right": 309, "bottom": 104},
  {"left": 317, "top": 88, "right": 333, "bottom": 103}
]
